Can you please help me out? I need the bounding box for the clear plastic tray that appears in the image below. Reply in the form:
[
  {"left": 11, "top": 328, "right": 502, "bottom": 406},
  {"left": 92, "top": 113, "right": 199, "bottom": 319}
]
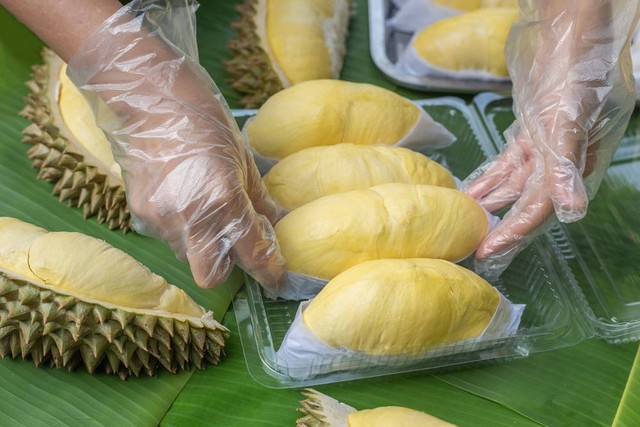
[
  {"left": 367, "top": 0, "right": 512, "bottom": 94},
  {"left": 369, "top": 0, "right": 640, "bottom": 100},
  {"left": 231, "top": 95, "right": 640, "bottom": 388}
]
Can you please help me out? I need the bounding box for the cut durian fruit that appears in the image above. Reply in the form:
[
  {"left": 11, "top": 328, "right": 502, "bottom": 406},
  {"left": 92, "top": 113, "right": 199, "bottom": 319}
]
[
  {"left": 20, "top": 48, "right": 130, "bottom": 231},
  {"left": 245, "top": 80, "right": 455, "bottom": 172},
  {"left": 389, "top": 0, "right": 517, "bottom": 33},
  {"left": 297, "top": 388, "right": 457, "bottom": 427},
  {"left": 274, "top": 183, "right": 488, "bottom": 280},
  {"left": 398, "top": 8, "right": 519, "bottom": 80},
  {"left": 0, "top": 217, "right": 227, "bottom": 378},
  {"left": 432, "top": 0, "right": 517, "bottom": 11},
  {"left": 227, "top": 0, "right": 351, "bottom": 107},
  {"left": 263, "top": 144, "right": 457, "bottom": 210},
  {"left": 304, "top": 259, "right": 500, "bottom": 355},
  {"left": 277, "top": 259, "right": 524, "bottom": 378}
]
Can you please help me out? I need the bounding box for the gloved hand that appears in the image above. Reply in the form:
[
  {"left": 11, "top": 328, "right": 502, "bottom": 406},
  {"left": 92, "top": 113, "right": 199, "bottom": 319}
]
[
  {"left": 463, "top": 0, "right": 640, "bottom": 278},
  {"left": 67, "top": 0, "right": 287, "bottom": 291}
]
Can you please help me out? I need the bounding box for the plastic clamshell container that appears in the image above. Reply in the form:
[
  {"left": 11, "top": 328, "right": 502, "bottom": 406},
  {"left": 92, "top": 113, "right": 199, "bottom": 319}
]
[
  {"left": 368, "top": 0, "right": 512, "bottom": 94},
  {"left": 369, "top": 0, "right": 640, "bottom": 100},
  {"left": 231, "top": 96, "right": 640, "bottom": 388}
]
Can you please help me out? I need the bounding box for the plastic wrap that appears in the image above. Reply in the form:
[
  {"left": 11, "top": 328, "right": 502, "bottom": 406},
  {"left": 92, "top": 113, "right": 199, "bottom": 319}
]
[
  {"left": 276, "top": 293, "right": 525, "bottom": 379},
  {"left": 66, "top": 0, "right": 286, "bottom": 292},
  {"left": 464, "top": 0, "right": 640, "bottom": 278}
]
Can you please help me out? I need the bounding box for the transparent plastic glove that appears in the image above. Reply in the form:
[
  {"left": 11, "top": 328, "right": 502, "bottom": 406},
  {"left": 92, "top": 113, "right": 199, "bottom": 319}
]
[
  {"left": 463, "top": 0, "right": 640, "bottom": 278},
  {"left": 67, "top": 0, "right": 286, "bottom": 291}
]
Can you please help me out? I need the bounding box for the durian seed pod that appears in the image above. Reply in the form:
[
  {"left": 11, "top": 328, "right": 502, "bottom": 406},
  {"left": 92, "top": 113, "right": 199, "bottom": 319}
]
[
  {"left": 20, "top": 48, "right": 131, "bottom": 232},
  {"left": 0, "top": 217, "right": 228, "bottom": 379},
  {"left": 296, "top": 388, "right": 457, "bottom": 427},
  {"left": 226, "top": 0, "right": 351, "bottom": 108}
]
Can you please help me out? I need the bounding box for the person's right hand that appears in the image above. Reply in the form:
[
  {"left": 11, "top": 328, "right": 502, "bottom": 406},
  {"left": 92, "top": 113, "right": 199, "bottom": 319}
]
[
  {"left": 67, "top": 0, "right": 287, "bottom": 292},
  {"left": 464, "top": 0, "right": 640, "bottom": 279}
]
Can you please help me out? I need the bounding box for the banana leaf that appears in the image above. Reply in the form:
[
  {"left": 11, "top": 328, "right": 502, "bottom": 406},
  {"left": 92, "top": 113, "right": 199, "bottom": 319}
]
[{"left": 0, "top": 1, "right": 639, "bottom": 426}]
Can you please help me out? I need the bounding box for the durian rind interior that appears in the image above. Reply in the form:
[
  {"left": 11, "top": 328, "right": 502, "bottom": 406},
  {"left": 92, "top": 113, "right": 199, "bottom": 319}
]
[
  {"left": 246, "top": 80, "right": 421, "bottom": 160},
  {"left": 20, "top": 48, "right": 131, "bottom": 231},
  {"left": 303, "top": 258, "right": 499, "bottom": 355},
  {"left": 347, "top": 406, "right": 457, "bottom": 427},
  {"left": 57, "top": 62, "right": 122, "bottom": 183},
  {"left": 264, "top": 0, "right": 351, "bottom": 85},
  {"left": 413, "top": 8, "right": 519, "bottom": 77},
  {"left": 274, "top": 183, "right": 488, "bottom": 279},
  {"left": 264, "top": 144, "right": 457, "bottom": 210},
  {"left": 0, "top": 217, "right": 226, "bottom": 377},
  {"left": 0, "top": 217, "right": 204, "bottom": 320},
  {"left": 227, "top": 0, "right": 351, "bottom": 108}
]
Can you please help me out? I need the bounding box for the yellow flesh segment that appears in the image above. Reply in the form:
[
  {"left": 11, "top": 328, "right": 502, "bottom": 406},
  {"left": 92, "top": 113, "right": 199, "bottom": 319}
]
[
  {"left": 0, "top": 218, "right": 204, "bottom": 317},
  {"left": 264, "top": 144, "right": 456, "bottom": 210},
  {"left": 347, "top": 406, "right": 457, "bottom": 427},
  {"left": 432, "top": 0, "right": 517, "bottom": 11},
  {"left": 247, "top": 80, "right": 421, "bottom": 159},
  {"left": 413, "top": 8, "right": 519, "bottom": 76},
  {"left": 275, "top": 183, "right": 488, "bottom": 279},
  {"left": 58, "top": 63, "right": 123, "bottom": 181},
  {"left": 304, "top": 259, "right": 499, "bottom": 355},
  {"left": 266, "top": 0, "right": 334, "bottom": 84}
]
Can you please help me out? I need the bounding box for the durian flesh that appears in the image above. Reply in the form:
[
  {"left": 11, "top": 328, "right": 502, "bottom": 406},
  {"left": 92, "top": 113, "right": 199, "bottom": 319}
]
[
  {"left": 410, "top": 8, "right": 519, "bottom": 77},
  {"left": 227, "top": 0, "right": 351, "bottom": 107},
  {"left": 302, "top": 259, "right": 500, "bottom": 356},
  {"left": 274, "top": 183, "right": 488, "bottom": 280},
  {"left": 246, "top": 79, "right": 453, "bottom": 162},
  {"left": 263, "top": 144, "right": 457, "bottom": 210},
  {"left": 20, "top": 49, "right": 131, "bottom": 231},
  {"left": 432, "top": 0, "right": 517, "bottom": 11},
  {"left": 297, "top": 388, "right": 457, "bottom": 427},
  {"left": 0, "top": 217, "right": 227, "bottom": 377}
]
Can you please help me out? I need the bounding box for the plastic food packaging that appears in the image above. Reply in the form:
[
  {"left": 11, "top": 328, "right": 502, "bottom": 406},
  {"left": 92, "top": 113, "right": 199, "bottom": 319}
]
[{"left": 232, "top": 96, "right": 640, "bottom": 388}]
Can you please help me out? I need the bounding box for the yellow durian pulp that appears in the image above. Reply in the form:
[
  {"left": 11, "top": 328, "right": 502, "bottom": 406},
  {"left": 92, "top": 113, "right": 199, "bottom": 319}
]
[
  {"left": 0, "top": 218, "right": 203, "bottom": 318},
  {"left": 21, "top": 49, "right": 130, "bottom": 231},
  {"left": 303, "top": 259, "right": 500, "bottom": 355},
  {"left": 264, "top": 144, "right": 457, "bottom": 210},
  {"left": 274, "top": 183, "right": 488, "bottom": 279},
  {"left": 297, "top": 389, "right": 458, "bottom": 427},
  {"left": 432, "top": 0, "right": 517, "bottom": 11},
  {"left": 348, "top": 406, "right": 457, "bottom": 427},
  {"left": 0, "top": 217, "right": 227, "bottom": 376},
  {"left": 246, "top": 80, "right": 422, "bottom": 160},
  {"left": 56, "top": 62, "right": 122, "bottom": 184},
  {"left": 413, "top": 8, "right": 519, "bottom": 77},
  {"left": 264, "top": 0, "right": 351, "bottom": 85}
]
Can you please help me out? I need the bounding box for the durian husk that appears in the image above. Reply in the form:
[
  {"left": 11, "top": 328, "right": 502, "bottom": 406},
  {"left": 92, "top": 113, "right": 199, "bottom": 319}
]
[
  {"left": 0, "top": 217, "right": 227, "bottom": 379},
  {"left": 296, "top": 388, "right": 355, "bottom": 427},
  {"left": 226, "top": 0, "right": 351, "bottom": 108},
  {"left": 296, "top": 388, "right": 457, "bottom": 427},
  {"left": 20, "top": 48, "right": 131, "bottom": 232}
]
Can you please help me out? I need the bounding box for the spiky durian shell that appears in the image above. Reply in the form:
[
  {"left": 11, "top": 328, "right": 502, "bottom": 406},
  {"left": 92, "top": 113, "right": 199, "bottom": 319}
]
[
  {"left": 297, "top": 388, "right": 355, "bottom": 427},
  {"left": 20, "top": 48, "right": 131, "bottom": 232},
  {"left": 0, "top": 217, "right": 228, "bottom": 378},
  {"left": 0, "top": 275, "right": 226, "bottom": 379},
  {"left": 226, "top": 0, "right": 284, "bottom": 108},
  {"left": 226, "top": 0, "right": 351, "bottom": 108}
]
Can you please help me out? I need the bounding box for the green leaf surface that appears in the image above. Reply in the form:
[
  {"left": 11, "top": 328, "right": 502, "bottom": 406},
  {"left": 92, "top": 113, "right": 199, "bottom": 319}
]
[
  {"left": 0, "top": 359, "right": 193, "bottom": 427},
  {"left": 439, "top": 340, "right": 638, "bottom": 427},
  {"left": 0, "top": 0, "right": 639, "bottom": 426},
  {"left": 161, "top": 311, "right": 541, "bottom": 427},
  {"left": 613, "top": 346, "right": 640, "bottom": 426}
]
